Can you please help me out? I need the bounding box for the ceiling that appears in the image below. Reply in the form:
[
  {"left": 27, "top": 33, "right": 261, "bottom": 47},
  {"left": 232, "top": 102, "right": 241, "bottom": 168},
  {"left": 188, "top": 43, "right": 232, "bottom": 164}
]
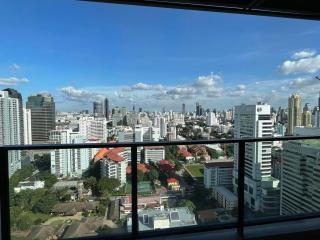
[{"left": 84, "top": 0, "right": 320, "bottom": 20}]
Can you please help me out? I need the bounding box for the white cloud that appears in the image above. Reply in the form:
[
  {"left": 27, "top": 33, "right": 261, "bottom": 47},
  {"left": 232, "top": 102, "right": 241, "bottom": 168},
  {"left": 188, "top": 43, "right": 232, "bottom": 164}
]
[
  {"left": 193, "top": 73, "right": 222, "bottom": 88},
  {"left": 280, "top": 54, "right": 320, "bottom": 74},
  {"left": 0, "top": 77, "right": 29, "bottom": 86},
  {"left": 60, "top": 86, "right": 105, "bottom": 102},
  {"left": 236, "top": 84, "right": 246, "bottom": 90},
  {"left": 124, "top": 82, "right": 164, "bottom": 91},
  {"left": 10, "top": 63, "right": 21, "bottom": 71},
  {"left": 292, "top": 50, "right": 316, "bottom": 59},
  {"left": 206, "top": 87, "right": 223, "bottom": 97},
  {"left": 289, "top": 76, "right": 320, "bottom": 88}
]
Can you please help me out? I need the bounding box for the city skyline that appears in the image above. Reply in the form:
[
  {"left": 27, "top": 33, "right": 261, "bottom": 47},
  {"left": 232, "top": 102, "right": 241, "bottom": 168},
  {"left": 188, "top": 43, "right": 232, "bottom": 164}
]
[{"left": 1, "top": 1, "right": 320, "bottom": 112}]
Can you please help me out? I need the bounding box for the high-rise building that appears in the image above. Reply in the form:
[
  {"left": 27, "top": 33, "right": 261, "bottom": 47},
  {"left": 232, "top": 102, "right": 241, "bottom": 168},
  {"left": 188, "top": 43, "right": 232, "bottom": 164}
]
[
  {"left": 281, "top": 140, "right": 320, "bottom": 215},
  {"left": 100, "top": 148, "right": 128, "bottom": 185},
  {"left": 104, "top": 98, "right": 109, "bottom": 120},
  {"left": 160, "top": 117, "right": 167, "bottom": 138},
  {"left": 93, "top": 101, "right": 103, "bottom": 117},
  {"left": 3, "top": 88, "right": 24, "bottom": 144},
  {"left": 302, "top": 103, "right": 312, "bottom": 127},
  {"left": 233, "top": 104, "right": 279, "bottom": 212},
  {"left": 182, "top": 103, "right": 186, "bottom": 114},
  {"left": 0, "top": 90, "right": 21, "bottom": 176},
  {"left": 206, "top": 112, "right": 218, "bottom": 126},
  {"left": 23, "top": 108, "right": 32, "bottom": 144},
  {"left": 79, "top": 117, "right": 108, "bottom": 141},
  {"left": 26, "top": 93, "right": 55, "bottom": 144},
  {"left": 50, "top": 129, "right": 93, "bottom": 177},
  {"left": 287, "top": 93, "right": 302, "bottom": 135},
  {"left": 196, "top": 102, "right": 200, "bottom": 116}
]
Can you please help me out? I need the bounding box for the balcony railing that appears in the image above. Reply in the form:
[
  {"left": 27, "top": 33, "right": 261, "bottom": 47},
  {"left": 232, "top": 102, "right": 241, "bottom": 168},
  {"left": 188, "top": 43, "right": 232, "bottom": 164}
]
[{"left": 1, "top": 135, "right": 320, "bottom": 240}]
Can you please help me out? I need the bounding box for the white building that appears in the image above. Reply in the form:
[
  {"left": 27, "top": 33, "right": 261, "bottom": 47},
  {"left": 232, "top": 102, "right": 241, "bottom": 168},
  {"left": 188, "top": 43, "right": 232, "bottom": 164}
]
[
  {"left": 79, "top": 116, "right": 108, "bottom": 141},
  {"left": 23, "top": 108, "right": 32, "bottom": 144},
  {"left": 212, "top": 186, "right": 238, "bottom": 210},
  {"left": 206, "top": 112, "right": 218, "bottom": 126},
  {"left": 233, "top": 104, "right": 276, "bottom": 211},
  {"left": 280, "top": 140, "right": 320, "bottom": 215},
  {"left": 204, "top": 160, "right": 233, "bottom": 189},
  {"left": 160, "top": 117, "right": 167, "bottom": 138},
  {"left": 144, "top": 146, "right": 165, "bottom": 164},
  {"left": 14, "top": 180, "right": 45, "bottom": 193},
  {"left": 0, "top": 90, "right": 21, "bottom": 176},
  {"left": 100, "top": 148, "right": 128, "bottom": 185},
  {"left": 50, "top": 129, "right": 93, "bottom": 177}
]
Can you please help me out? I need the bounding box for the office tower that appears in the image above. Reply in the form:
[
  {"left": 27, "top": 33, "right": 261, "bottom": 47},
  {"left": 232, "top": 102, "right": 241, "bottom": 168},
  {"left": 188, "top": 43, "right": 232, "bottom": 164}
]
[
  {"left": 312, "top": 106, "right": 320, "bottom": 127},
  {"left": 93, "top": 101, "right": 103, "bottom": 117},
  {"left": 121, "top": 107, "right": 127, "bottom": 116},
  {"left": 281, "top": 140, "right": 320, "bottom": 215},
  {"left": 160, "top": 117, "right": 167, "bottom": 138},
  {"left": 144, "top": 146, "right": 165, "bottom": 164},
  {"left": 23, "top": 108, "right": 32, "bottom": 144},
  {"left": 302, "top": 103, "right": 312, "bottom": 127},
  {"left": 104, "top": 98, "right": 109, "bottom": 120},
  {"left": 26, "top": 93, "right": 55, "bottom": 144},
  {"left": 287, "top": 93, "right": 302, "bottom": 135},
  {"left": 133, "top": 105, "right": 135, "bottom": 112},
  {"left": 3, "top": 88, "right": 24, "bottom": 144},
  {"left": 139, "top": 107, "right": 142, "bottom": 113},
  {"left": 182, "top": 103, "right": 186, "bottom": 114},
  {"left": 0, "top": 90, "right": 21, "bottom": 176},
  {"left": 206, "top": 112, "right": 217, "bottom": 126},
  {"left": 233, "top": 104, "right": 279, "bottom": 212},
  {"left": 196, "top": 102, "right": 200, "bottom": 116}
]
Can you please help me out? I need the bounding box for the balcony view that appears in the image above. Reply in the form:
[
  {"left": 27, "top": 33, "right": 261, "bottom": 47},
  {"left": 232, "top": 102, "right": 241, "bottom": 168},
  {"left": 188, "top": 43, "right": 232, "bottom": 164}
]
[{"left": 1, "top": 1, "right": 320, "bottom": 240}]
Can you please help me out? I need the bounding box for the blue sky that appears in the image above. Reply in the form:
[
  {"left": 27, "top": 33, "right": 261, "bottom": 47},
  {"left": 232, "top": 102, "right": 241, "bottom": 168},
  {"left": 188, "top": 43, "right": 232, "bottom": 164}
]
[{"left": 1, "top": 0, "right": 320, "bottom": 111}]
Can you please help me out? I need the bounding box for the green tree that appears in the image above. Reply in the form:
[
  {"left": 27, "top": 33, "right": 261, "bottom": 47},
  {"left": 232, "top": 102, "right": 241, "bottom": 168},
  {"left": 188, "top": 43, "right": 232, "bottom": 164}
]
[
  {"left": 174, "top": 160, "right": 183, "bottom": 171},
  {"left": 137, "top": 170, "right": 145, "bottom": 182},
  {"left": 38, "top": 171, "right": 57, "bottom": 188},
  {"left": 208, "top": 149, "right": 219, "bottom": 159},
  {"left": 177, "top": 199, "right": 196, "bottom": 212},
  {"left": 97, "top": 177, "right": 121, "bottom": 196},
  {"left": 149, "top": 168, "right": 159, "bottom": 181},
  {"left": 84, "top": 176, "right": 98, "bottom": 195},
  {"left": 32, "top": 192, "right": 57, "bottom": 214}
]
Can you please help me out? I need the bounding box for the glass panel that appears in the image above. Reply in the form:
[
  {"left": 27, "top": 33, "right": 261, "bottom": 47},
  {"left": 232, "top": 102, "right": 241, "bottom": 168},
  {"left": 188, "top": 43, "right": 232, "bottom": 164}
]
[
  {"left": 136, "top": 143, "right": 237, "bottom": 232},
  {"left": 9, "top": 148, "right": 131, "bottom": 239}
]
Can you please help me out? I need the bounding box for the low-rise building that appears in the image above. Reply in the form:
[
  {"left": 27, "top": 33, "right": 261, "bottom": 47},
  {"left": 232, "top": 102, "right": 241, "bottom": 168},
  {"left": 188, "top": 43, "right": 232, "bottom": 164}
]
[
  {"left": 127, "top": 207, "right": 197, "bottom": 231},
  {"left": 167, "top": 178, "right": 180, "bottom": 191},
  {"left": 144, "top": 146, "right": 165, "bottom": 163},
  {"left": 14, "top": 180, "right": 45, "bottom": 193},
  {"left": 212, "top": 186, "right": 237, "bottom": 210}
]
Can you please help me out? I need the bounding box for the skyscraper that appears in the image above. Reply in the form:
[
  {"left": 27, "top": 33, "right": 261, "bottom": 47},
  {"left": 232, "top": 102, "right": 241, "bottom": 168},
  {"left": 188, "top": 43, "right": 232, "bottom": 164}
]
[
  {"left": 104, "top": 98, "right": 109, "bottom": 120},
  {"left": 0, "top": 90, "right": 21, "bottom": 176},
  {"left": 93, "top": 101, "right": 103, "bottom": 117},
  {"left": 302, "top": 103, "right": 312, "bottom": 127},
  {"left": 23, "top": 108, "right": 32, "bottom": 144},
  {"left": 26, "top": 93, "right": 55, "bottom": 144},
  {"left": 3, "top": 88, "right": 24, "bottom": 144},
  {"left": 196, "top": 102, "right": 200, "bottom": 116},
  {"left": 233, "top": 104, "right": 278, "bottom": 212},
  {"left": 182, "top": 103, "right": 186, "bottom": 114},
  {"left": 281, "top": 140, "right": 320, "bottom": 215},
  {"left": 287, "top": 93, "right": 302, "bottom": 135}
]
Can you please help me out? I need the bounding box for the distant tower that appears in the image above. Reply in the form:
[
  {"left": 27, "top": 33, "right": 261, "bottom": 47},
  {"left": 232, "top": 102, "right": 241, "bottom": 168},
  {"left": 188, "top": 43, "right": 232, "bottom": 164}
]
[
  {"left": 287, "top": 93, "right": 302, "bottom": 135},
  {"left": 104, "top": 98, "right": 109, "bottom": 120},
  {"left": 302, "top": 103, "right": 312, "bottom": 127},
  {"left": 182, "top": 103, "right": 186, "bottom": 114},
  {"left": 93, "top": 101, "right": 103, "bottom": 117},
  {"left": 26, "top": 93, "right": 55, "bottom": 144}
]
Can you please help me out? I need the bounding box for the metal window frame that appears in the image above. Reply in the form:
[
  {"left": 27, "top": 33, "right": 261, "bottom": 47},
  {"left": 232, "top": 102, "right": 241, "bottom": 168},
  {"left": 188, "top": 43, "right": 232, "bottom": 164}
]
[{"left": 2, "top": 135, "right": 320, "bottom": 240}]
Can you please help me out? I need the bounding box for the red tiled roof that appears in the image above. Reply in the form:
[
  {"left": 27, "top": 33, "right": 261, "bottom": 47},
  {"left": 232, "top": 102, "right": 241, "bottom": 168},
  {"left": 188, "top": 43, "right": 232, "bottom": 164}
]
[
  {"left": 179, "top": 148, "right": 192, "bottom": 157},
  {"left": 94, "top": 147, "right": 126, "bottom": 163},
  {"left": 167, "top": 178, "right": 179, "bottom": 184},
  {"left": 106, "top": 151, "right": 124, "bottom": 162},
  {"left": 126, "top": 163, "right": 150, "bottom": 174}
]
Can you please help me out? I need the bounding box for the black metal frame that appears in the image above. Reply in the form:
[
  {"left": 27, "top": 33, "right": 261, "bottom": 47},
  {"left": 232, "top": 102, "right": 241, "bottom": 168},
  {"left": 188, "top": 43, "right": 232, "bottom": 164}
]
[
  {"left": 2, "top": 135, "right": 320, "bottom": 240},
  {"left": 82, "top": 0, "right": 320, "bottom": 21}
]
